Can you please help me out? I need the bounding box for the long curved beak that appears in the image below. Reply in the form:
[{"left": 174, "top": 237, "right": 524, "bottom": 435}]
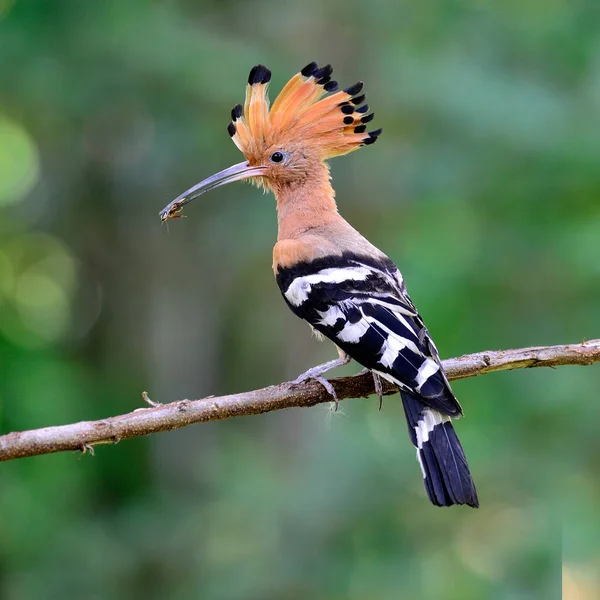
[{"left": 159, "top": 161, "right": 267, "bottom": 222}]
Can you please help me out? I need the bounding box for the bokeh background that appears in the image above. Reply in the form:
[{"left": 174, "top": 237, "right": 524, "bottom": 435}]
[{"left": 1, "top": 1, "right": 599, "bottom": 598}]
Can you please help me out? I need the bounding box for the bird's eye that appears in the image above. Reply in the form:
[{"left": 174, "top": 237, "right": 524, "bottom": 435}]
[{"left": 270, "top": 151, "right": 284, "bottom": 163}]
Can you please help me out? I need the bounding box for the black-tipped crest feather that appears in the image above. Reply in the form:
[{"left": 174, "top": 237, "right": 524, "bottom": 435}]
[
  {"left": 313, "top": 65, "right": 333, "bottom": 80},
  {"left": 248, "top": 64, "right": 271, "bottom": 85},
  {"left": 231, "top": 104, "right": 243, "bottom": 120},
  {"left": 301, "top": 61, "right": 319, "bottom": 77},
  {"left": 343, "top": 82, "right": 363, "bottom": 95}
]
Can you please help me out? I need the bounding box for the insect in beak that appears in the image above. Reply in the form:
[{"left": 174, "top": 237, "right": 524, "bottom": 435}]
[{"left": 159, "top": 161, "right": 268, "bottom": 222}]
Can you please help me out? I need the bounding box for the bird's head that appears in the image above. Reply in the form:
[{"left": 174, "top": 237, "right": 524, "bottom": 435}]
[{"left": 160, "top": 62, "right": 381, "bottom": 221}]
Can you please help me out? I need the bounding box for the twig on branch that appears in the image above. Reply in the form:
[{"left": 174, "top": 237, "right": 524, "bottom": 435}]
[{"left": 1, "top": 339, "right": 598, "bottom": 462}]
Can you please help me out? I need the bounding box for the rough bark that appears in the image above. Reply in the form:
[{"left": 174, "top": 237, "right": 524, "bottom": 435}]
[{"left": 1, "top": 339, "right": 598, "bottom": 462}]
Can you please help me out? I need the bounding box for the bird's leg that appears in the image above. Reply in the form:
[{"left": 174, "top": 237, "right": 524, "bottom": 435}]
[
  {"left": 290, "top": 348, "right": 351, "bottom": 410},
  {"left": 356, "top": 368, "right": 384, "bottom": 410}
]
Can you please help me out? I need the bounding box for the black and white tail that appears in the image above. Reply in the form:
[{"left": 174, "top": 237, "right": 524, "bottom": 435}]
[{"left": 401, "top": 391, "right": 478, "bottom": 507}]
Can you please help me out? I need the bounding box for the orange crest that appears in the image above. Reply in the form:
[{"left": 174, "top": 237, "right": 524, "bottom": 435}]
[{"left": 227, "top": 63, "right": 381, "bottom": 161}]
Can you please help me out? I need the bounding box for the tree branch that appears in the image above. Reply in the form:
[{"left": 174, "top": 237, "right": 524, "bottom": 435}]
[{"left": 1, "top": 339, "right": 598, "bottom": 462}]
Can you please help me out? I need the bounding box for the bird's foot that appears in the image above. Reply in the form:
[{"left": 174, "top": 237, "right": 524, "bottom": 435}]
[
  {"left": 356, "top": 368, "right": 384, "bottom": 410},
  {"left": 290, "top": 353, "right": 351, "bottom": 411},
  {"left": 309, "top": 375, "right": 340, "bottom": 410}
]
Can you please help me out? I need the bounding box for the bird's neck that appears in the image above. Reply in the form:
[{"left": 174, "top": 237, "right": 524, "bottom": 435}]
[
  {"left": 273, "top": 163, "right": 340, "bottom": 241},
  {"left": 270, "top": 162, "right": 387, "bottom": 270}
]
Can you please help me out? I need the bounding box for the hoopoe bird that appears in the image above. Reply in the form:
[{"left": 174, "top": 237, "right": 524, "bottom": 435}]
[{"left": 160, "top": 63, "right": 479, "bottom": 508}]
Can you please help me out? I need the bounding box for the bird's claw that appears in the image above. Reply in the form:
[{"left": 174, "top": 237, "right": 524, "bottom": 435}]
[
  {"left": 357, "top": 368, "right": 384, "bottom": 410},
  {"left": 313, "top": 376, "right": 339, "bottom": 411},
  {"left": 290, "top": 373, "right": 339, "bottom": 410},
  {"left": 373, "top": 372, "right": 383, "bottom": 410},
  {"left": 289, "top": 354, "right": 350, "bottom": 410}
]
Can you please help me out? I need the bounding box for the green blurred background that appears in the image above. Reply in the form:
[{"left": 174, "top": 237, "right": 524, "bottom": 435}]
[{"left": 1, "top": 1, "right": 599, "bottom": 598}]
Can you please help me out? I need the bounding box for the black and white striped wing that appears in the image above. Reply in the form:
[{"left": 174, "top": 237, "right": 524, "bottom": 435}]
[
  {"left": 276, "top": 253, "right": 478, "bottom": 508},
  {"left": 276, "top": 253, "right": 461, "bottom": 417}
]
